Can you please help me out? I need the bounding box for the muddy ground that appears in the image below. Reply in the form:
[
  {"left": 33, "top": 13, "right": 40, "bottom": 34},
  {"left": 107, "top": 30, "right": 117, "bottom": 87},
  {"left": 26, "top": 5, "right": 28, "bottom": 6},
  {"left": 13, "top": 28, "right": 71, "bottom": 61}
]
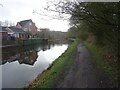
[{"left": 57, "top": 43, "right": 113, "bottom": 88}]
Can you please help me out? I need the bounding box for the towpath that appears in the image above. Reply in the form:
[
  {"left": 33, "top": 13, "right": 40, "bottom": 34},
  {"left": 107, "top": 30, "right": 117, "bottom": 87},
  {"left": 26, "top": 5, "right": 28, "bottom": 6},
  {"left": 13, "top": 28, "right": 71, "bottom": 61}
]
[{"left": 57, "top": 43, "right": 113, "bottom": 88}]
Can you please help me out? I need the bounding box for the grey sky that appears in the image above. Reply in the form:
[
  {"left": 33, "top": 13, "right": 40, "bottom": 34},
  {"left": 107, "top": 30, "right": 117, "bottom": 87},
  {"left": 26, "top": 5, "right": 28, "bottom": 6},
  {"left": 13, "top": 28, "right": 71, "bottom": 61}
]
[
  {"left": 0, "top": 0, "right": 119, "bottom": 31},
  {"left": 0, "top": 0, "right": 70, "bottom": 32}
]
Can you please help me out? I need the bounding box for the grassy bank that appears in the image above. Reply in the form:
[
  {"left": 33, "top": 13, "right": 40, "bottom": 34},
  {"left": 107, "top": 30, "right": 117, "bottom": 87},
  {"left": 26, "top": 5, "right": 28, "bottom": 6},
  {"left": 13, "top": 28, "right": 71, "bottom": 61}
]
[
  {"left": 84, "top": 42, "right": 118, "bottom": 87},
  {"left": 24, "top": 41, "right": 78, "bottom": 88}
]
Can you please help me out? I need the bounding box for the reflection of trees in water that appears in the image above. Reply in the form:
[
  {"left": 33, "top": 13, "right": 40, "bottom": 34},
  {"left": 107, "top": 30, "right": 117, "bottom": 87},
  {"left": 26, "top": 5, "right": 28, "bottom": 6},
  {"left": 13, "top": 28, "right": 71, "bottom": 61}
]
[
  {"left": 2, "top": 47, "right": 20, "bottom": 65},
  {"left": 40, "top": 43, "right": 53, "bottom": 51},
  {"left": 18, "top": 50, "right": 38, "bottom": 65},
  {"left": 1, "top": 43, "right": 53, "bottom": 65}
]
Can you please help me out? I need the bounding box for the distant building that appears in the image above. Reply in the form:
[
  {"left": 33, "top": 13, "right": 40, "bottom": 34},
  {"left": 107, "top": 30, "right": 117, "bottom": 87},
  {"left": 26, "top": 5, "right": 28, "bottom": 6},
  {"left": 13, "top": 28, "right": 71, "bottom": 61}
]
[
  {"left": 7, "top": 26, "right": 25, "bottom": 39},
  {"left": 16, "top": 19, "right": 38, "bottom": 38},
  {"left": 1, "top": 19, "right": 38, "bottom": 41},
  {"left": 0, "top": 26, "right": 8, "bottom": 40}
]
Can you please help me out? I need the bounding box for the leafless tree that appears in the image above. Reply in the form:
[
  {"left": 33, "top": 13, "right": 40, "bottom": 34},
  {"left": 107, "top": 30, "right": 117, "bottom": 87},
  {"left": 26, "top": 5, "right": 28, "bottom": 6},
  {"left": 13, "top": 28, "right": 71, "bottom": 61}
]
[
  {"left": 0, "top": 3, "right": 3, "bottom": 7},
  {"left": 0, "top": 0, "right": 3, "bottom": 7},
  {"left": 33, "top": 0, "right": 78, "bottom": 20}
]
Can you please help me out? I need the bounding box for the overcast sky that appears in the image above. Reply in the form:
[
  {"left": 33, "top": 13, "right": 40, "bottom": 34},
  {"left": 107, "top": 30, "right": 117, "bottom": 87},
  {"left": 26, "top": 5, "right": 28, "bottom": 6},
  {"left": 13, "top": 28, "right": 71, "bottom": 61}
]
[
  {"left": 0, "top": 0, "right": 119, "bottom": 32},
  {"left": 0, "top": 0, "right": 70, "bottom": 32}
]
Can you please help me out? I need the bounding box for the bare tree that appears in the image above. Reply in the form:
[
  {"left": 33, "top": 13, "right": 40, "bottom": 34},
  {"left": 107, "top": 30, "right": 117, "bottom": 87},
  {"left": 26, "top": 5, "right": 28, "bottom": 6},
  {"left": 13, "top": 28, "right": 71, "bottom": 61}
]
[
  {"left": 0, "top": 0, "right": 3, "bottom": 7},
  {"left": 35, "top": 0, "right": 118, "bottom": 27},
  {"left": 9, "top": 21, "right": 15, "bottom": 26},
  {"left": 0, "top": 21, "right": 2, "bottom": 26},
  {"left": 4, "top": 20, "right": 9, "bottom": 26},
  {"left": 32, "top": 0, "right": 77, "bottom": 20},
  {"left": 0, "top": 4, "right": 3, "bottom": 7}
]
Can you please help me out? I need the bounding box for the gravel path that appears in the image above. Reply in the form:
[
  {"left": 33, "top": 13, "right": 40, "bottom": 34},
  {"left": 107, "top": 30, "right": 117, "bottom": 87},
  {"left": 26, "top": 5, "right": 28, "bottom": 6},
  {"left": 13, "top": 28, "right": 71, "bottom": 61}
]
[{"left": 57, "top": 43, "right": 113, "bottom": 88}]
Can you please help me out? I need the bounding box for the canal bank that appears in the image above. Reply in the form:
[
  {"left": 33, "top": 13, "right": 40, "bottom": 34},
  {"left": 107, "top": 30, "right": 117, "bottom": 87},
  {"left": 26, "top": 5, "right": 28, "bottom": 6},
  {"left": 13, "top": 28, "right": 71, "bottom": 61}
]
[
  {"left": 19, "top": 38, "right": 48, "bottom": 46},
  {"left": 24, "top": 41, "right": 78, "bottom": 88},
  {"left": 1, "top": 38, "right": 48, "bottom": 48}
]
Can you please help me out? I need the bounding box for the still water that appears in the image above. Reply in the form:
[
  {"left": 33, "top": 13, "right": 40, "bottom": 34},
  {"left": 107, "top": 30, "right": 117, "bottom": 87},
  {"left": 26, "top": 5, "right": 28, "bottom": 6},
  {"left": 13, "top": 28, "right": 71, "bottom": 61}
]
[{"left": 1, "top": 44, "right": 68, "bottom": 88}]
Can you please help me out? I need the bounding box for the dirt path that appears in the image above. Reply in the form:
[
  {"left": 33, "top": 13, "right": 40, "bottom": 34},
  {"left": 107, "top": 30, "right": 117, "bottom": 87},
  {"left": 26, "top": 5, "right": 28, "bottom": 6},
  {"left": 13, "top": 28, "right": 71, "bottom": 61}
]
[{"left": 57, "top": 43, "right": 113, "bottom": 88}]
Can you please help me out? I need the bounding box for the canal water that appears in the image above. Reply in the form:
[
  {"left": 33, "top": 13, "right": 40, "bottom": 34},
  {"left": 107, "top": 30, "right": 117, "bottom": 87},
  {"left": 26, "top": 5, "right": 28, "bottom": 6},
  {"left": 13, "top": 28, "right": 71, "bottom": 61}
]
[{"left": 0, "top": 44, "right": 68, "bottom": 88}]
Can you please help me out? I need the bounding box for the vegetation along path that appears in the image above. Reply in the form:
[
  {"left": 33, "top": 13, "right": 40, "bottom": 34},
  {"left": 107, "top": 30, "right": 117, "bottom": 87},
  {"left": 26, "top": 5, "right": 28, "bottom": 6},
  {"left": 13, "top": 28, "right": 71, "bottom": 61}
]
[{"left": 57, "top": 43, "right": 113, "bottom": 88}]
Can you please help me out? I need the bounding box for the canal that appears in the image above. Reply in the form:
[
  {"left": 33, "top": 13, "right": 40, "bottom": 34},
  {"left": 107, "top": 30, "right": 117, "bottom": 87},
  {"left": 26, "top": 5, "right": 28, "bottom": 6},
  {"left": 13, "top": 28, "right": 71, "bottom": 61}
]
[{"left": 1, "top": 43, "right": 68, "bottom": 88}]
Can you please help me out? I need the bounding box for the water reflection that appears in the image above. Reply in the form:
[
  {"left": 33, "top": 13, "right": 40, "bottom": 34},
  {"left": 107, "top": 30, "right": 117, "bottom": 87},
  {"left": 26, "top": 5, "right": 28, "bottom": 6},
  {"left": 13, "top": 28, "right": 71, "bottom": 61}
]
[
  {"left": 2, "top": 44, "right": 52, "bottom": 65},
  {"left": 1, "top": 44, "right": 68, "bottom": 88}
]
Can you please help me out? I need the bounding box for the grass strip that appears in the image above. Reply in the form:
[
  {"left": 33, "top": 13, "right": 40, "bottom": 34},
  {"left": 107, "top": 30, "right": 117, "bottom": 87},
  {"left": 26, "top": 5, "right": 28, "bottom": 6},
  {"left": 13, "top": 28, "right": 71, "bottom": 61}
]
[
  {"left": 24, "top": 41, "right": 78, "bottom": 88},
  {"left": 84, "top": 42, "right": 118, "bottom": 87}
]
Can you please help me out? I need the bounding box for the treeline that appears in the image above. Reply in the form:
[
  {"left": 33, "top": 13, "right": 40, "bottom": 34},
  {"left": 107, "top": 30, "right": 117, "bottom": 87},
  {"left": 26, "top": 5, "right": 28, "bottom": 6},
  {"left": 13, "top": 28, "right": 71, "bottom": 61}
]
[
  {"left": 37, "top": 28, "right": 67, "bottom": 43},
  {"left": 66, "top": 2, "right": 119, "bottom": 85},
  {"left": 66, "top": 2, "right": 119, "bottom": 58},
  {"left": 0, "top": 20, "right": 15, "bottom": 26}
]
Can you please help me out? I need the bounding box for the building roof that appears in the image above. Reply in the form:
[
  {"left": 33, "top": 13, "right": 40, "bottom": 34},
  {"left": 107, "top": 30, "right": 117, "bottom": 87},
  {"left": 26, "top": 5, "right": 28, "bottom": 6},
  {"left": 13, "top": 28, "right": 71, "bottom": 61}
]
[
  {"left": 18, "top": 19, "right": 32, "bottom": 27},
  {"left": 9, "top": 26, "right": 25, "bottom": 33}
]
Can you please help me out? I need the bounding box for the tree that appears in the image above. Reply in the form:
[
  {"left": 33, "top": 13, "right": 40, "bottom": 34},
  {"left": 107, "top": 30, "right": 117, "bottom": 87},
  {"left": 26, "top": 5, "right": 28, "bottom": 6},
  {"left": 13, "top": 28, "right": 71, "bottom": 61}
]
[
  {"left": 45, "top": 1, "right": 118, "bottom": 54},
  {"left": 56, "top": 1, "right": 118, "bottom": 50},
  {"left": 36, "top": 1, "right": 118, "bottom": 52},
  {"left": 0, "top": 21, "right": 2, "bottom": 26}
]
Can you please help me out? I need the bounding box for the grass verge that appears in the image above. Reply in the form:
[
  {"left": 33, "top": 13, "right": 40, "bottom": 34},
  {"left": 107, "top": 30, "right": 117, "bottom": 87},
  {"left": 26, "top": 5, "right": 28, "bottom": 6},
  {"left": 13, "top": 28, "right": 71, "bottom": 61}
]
[
  {"left": 24, "top": 41, "right": 78, "bottom": 88},
  {"left": 84, "top": 42, "right": 118, "bottom": 87}
]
